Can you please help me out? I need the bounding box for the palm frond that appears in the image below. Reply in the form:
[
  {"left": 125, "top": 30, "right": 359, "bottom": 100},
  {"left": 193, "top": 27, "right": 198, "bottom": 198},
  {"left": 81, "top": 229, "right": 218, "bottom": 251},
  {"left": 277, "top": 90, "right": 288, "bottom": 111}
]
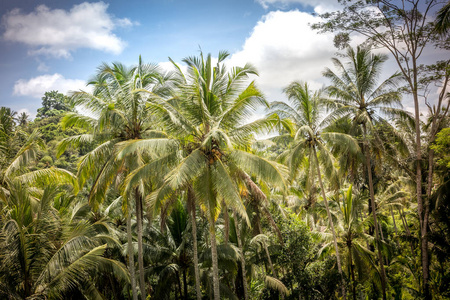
[
  {"left": 264, "top": 275, "right": 290, "bottom": 296},
  {"left": 230, "top": 150, "right": 287, "bottom": 189}
]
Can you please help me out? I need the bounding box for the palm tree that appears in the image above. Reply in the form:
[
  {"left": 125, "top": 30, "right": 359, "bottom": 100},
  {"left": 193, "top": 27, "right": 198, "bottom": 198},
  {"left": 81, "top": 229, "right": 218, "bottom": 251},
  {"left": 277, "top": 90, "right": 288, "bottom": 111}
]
[
  {"left": 58, "top": 57, "right": 175, "bottom": 300},
  {"left": 144, "top": 198, "right": 191, "bottom": 299},
  {"left": 120, "top": 50, "right": 286, "bottom": 300},
  {"left": 271, "top": 81, "right": 359, "bottom": 299},
  {"left": 0, "top": 107, "right": 18, "bottom": 168},
  {"left": 17, "top": 112, "right": 29, "bottom": 127},
  {"left": 335, "top": 185, "right": 377, "bottom": 300},
  {"left": 0, "top": 180, "right": 129, "bottom": 299},
  {"left": 232, "top": 169, "right": 290, "bottom": 299},
  {"left": 323, "top": 46, "right": 406, "bottom": 299}
]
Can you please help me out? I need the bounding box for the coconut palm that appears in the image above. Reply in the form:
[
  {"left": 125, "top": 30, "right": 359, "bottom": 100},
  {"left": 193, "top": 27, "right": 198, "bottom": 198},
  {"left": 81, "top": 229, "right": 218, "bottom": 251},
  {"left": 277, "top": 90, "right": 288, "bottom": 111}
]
[
  {"left": 323, "top": 46, "right": 406, "bottom": 299},
  {"left": 144, "top": 198, "right": 191, "bottom": 299},
  {"left": 233, "top": 170, "right": 290, "bottom": 299},
  {"left": 335, "top": 185, "right": 377, "bottom": 300},
  {"left": 58, "top": 57, "right": 175, "bottom": 300},
  {"left": 271, "top": 81, "right": 359, "bottom": 299},
  {"left": 0, "top": 180, "right": 129, "bottom": 299},
  {"left": 118, "top": 50, "right": 286, "bottom": 300},
  {"left": 0, "top": 107, "right": 18, "bottom": 168},
  {"left": 17, "top": 112, "right": 29, "bottom": 127}
]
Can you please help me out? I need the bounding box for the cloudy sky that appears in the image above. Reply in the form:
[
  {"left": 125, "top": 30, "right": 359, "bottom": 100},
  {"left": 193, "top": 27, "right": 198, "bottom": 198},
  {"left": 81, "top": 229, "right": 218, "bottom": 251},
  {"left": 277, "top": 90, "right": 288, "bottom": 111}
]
[{"left": 0, "top": 0, "right": 445, "bottom": 118}]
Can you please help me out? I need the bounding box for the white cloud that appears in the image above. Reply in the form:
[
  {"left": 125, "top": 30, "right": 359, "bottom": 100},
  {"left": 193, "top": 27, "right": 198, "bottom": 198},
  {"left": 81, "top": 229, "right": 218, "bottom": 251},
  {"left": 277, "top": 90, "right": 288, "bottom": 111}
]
[
  {"left": 229, "top": 10, "right": 338, "bottom": 101},
  {"left": 37, "top": 60, "right": 49, "bottom": 72},
  {"left": 255, "top": 0, "right": 341, "bottom": 13},
  {"left": 116, "top": 17, "right": 139, "bottom": 27},
  {"left": 17, "top": 108, "right": 36, "bottom": 119},
  {"left": 13, "top": 74, "right": 86, "bottom": 98},
  {"left": 158, "top": 61, "right": 187, "bottom": 74},
  {"left": 2, "top": 2, "right": 132, "bottom": 58}
]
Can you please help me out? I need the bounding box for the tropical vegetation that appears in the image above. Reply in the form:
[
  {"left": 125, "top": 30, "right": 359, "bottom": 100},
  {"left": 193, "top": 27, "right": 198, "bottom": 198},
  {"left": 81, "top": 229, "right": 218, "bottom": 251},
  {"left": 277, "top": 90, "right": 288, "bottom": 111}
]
[{"left": 0, "top": 3, "right": 449, "bottom": 298}]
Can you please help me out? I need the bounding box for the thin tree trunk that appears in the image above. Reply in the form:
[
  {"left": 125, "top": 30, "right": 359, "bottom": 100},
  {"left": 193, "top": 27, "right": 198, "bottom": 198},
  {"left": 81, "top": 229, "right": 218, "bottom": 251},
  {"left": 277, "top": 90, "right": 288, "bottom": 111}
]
[
  {"left": 233, "top": 213, "right": 249, "bottom": 300},
  {"left": 209, "top": 220, "right": 221, "bottom": 300},
  {"left": 223, "top": 205, "right": 229, "bottom": 246},
  {"left": 379, "top": 222, "right": 385, "bottom": 241},
  {"left": 348, "top": 245, "right": 356, "bottom": 300},
  {"left": 127, "top": 210, "right": 138, "bottom": 300},
  {"left": 183, "top": 269, "right": 188, "bottom": 300},
  {"left": 253, "top": 209, "right": 263, "bottom": 237},
  {"left": 423, "top": 148, "right": 434, "bottom": 298},
  {"left": 410, "top": 58, "right": 431, "bottom": 298},
  {"left": 176, "top": 270, "right": 183, "bottom": 300},
  {"left": 362, "top": 125, "right": 387, "bottom": 300},
  {"left": 400, "top": 207, "right": 411, "bottom": 236},
  {"left": 264, "top": 242, "right": 277, "bottom": 278},
  {"left": 399, "top": 207, "right": 415, "bottom": 253},
  {"left": 262, "top": 206, "right": 283, "bottom": 243},
  {"left": 422, "top": 67, "right": 450, "bottom": 298},
  {"left": 313, "top": 147, "right": 347, "bottom": 300},
  {"left": 188, "top": 188, "right": 202, "bottom": 300},
  {"left": 135, "top": 190, "right": 146, "bottom": 300}
]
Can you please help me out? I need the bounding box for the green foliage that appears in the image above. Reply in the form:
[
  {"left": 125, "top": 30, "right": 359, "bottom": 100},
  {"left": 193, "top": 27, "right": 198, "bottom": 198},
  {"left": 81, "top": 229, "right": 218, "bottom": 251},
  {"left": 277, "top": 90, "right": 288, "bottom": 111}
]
[
  {"left": 305, "top": 256, "right": 341, "bottom": 299},
  {"left": 274, "top": 212, "right": 318, "bottom": 299},
  {"left": 0, "top": 41, "right": 448, "bottom": 299},
  {"left": 431, "top": 127, "right": 450, "bottom": 168},
  {"left": 36, "top": 90, "right": 71, "bottom": 119}
]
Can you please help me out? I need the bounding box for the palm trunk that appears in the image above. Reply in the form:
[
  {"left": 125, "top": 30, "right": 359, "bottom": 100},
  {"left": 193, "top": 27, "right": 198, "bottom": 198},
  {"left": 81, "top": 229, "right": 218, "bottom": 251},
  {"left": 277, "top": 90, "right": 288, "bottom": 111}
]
[
  {"left": 348, "top": 244, "right": 356, "bottom": 300},
  {"left": 233, "top": 213, "right": 249, "bottom": 300},
  {"left": 423, "top": 148, "right": 434, "bottom": 298},
  {"left": 223, "top": 205, "right": 229, "bottom": 246},
  {"left": 183, "top": 269, "right": 188, "bottom": 300},
  {"left": 135, "top": 190, "right": 146, "bottom": 300},
  {"left": 176, "top": 270, "right": 183, "bottom": 300},
  {"left": 410, "top": 60, "right": 431, "bottom": 299},
  {"left": 400, "top": 207, "right": 411, "bottom": 236},
  {"left": 399, "top": 207, "right": 415, "bottom": 253},
  {"left": 209, "top": 220, "right": 221, "bottom": 300},
  {"left": 379, "top": 222, "right": 385, "bottom": 241},
  {"left": 188, "top": 188, "right": 202, "bottom": 300},
  {"left": 313, "top": 147, "right": 347, "bottom": 300},
  {"left": 127, "top": 210, "right": 138, "bottom": 300},
  {"left": 362, "top": 125, "right": 387, "bottom": 300},
  {"left": 264, "top": 242, "right": 277, "bottom": 278},
  {"left": 423, "top": 68, "right": 450, "bottom": 298},
  {"left": 262, "top": 206, "right": 283, "bottom": 243}
]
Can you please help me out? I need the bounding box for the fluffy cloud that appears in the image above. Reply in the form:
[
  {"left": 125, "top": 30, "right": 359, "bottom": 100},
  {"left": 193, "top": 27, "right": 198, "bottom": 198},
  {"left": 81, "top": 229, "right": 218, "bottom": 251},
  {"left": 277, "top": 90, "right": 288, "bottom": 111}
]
[
  {"left": 158, "top": 61, "right": 188, "bottom": 75},
  {"left": 3, "top": 2, "right": 131, "bottom": 58},
  {"left": 229, "top": 10, "right": 338, "bottom": 101},
  {"left": 13, "top": 74, "right": 87, "bottom": 98},
  {"left": 228, "top": 9, "right": 440, "bottom": 116}
]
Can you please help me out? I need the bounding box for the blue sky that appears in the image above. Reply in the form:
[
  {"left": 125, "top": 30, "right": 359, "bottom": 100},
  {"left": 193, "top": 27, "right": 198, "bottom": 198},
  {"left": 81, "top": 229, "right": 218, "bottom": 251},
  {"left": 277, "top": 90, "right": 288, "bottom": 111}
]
[{"left": 0, "top": 0, "right": 446, "bottom": 118}]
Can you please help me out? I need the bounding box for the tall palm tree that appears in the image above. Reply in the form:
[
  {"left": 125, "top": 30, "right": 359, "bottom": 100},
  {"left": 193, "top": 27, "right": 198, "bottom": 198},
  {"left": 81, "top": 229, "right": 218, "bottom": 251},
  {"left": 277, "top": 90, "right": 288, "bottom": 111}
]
[
  {"left": 120, "top": 51, "right": 286, "bottom": 300},
  {"left": 58, "top": 57, "right": 174, "bottom": 300},
  {"left": 323, "top": 46, "right": 406, "bottom": 299},
  {"left": 335, "top": 185, "right": 377, "bottom": 300},
  {"left": 271, "top": 81, "right": 359, "bottom": 299}
]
